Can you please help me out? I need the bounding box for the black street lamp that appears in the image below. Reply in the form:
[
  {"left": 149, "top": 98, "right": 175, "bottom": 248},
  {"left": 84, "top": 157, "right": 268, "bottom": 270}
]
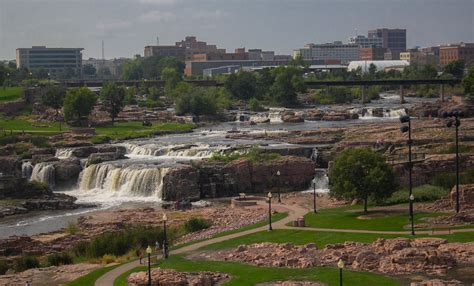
[
  {"left": 146, "top": 245, "right": 152, "bottom": 286},
  {"left": 313, "top": 168, "right": 318, "bottom": 213},
  {"left": 276, "top": 170, "right": 281, "bottom": 203},
  {"left": 409, "top": 194, "right": 415, "bottom": 235},
  {"left": 400, "top": 115, "right": 415, "bottom": 236},
  {"left": 338, "top": 259, "right": 345, "bottom": 286},
  {"left": 162, "top": 213, "right": 169, "bottom": 259},
  {"left": 443, "top": 111, "right": 463, "bottom": 213},
  {"left": 267, "top": 192, "right": 273, "bottom": 231}
]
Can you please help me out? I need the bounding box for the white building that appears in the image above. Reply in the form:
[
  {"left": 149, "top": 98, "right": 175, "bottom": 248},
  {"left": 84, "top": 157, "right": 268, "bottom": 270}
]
[
  {"left": 293, "top": 41, "right": 359, "bottom": 64},
  {"left": 349, "top": 35, "right": 383, "bottom": 48},
  {"left": 347, "top": 60, "right": 409, "bottom": 73}
]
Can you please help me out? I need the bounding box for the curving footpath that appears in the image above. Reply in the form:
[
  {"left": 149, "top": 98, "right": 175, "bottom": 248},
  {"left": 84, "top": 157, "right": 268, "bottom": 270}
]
[{"left": 95, "top": 202, "right": 474, "bottom": 286}]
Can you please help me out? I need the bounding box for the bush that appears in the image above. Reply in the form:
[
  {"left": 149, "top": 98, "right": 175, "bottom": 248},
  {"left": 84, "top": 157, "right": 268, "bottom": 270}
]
[
  {"left": 90, "top": 135, "right": 112, "bottom": 144},
  {"left": 65, "top": 222, "right": 79, "bottom": 235},
  {"left": 30, "top": 136, "right": 50, "bottom": 148},
  {"left": 47, "top": 252, "right": 73, "bottom": 266},
  {"left": 384, "top": 185, "right": 449, "bottom": 205},
  {"left": 25, "top": 180, "right": 49, "bottom": 192},
  {"left": 14, "top": 256, "right": 39, "bottom": 272},
  {"left": 248, "top": 98, "right": 265, "bottom": 111},
  {"left": 431, "top": 169, "right": 474, "bottom": 189},
  {"left": 184, "top": 218, "right": 211, "bottom": 232},
  {"left": 0, "top": 260, "right": 8, "bottom": 275}
]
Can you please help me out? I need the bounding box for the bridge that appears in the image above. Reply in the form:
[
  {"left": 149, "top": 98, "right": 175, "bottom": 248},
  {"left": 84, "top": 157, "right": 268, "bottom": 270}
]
[{"left": 59, "top": 78, "right": 461, "bottom": 104}]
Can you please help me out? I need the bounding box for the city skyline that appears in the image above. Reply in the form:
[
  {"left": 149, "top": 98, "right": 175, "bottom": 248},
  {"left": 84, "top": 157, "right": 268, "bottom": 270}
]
[{"left": 1, "top": 0, "right": 473, "bottom": 60}]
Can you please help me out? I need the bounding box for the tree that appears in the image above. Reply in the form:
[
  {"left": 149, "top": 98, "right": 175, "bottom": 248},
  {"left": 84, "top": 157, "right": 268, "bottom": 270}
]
[
  {"left": 32, "top": 68, "right": 49, "bottom": 80},
  {"left": 175, "top": 84, "right": 217, "bottom": 116},
  {"left": 157, "top": 57, "right": 185, "bottom": 76},
  {"left": 120, "top": 59, "right": 143, "bottom": 80},
  {"left": 82, "top": 64, "right": 96, "bottom": 77},
  {"left": 368, "top": 63, "right": 377, "bottom": 77},
  {"left": 63, "top": 87, "right": 97, "bottom": 125},
  {"left": 224, "top": 71, "right": 258, "bottom": 100},
  {"left": 100, "top": 82, "right": 125, "bottom": 125},
  {"left": 41, "top": 85, "right": 66, "bottom": 116},
  {"left": 328, "top": 148, "right": 396, "bottom": 213},
  {"left": 288, "top": 54, "right": 309, "bottom": 68},
  {"left": 60, "top": 67, "right": 76, "bottom": 80},
  {"left": 269, "top": 66, "right": 306, "bottom": 106},
  {"left": 444, "top": 60, "right": 465, "bottom": 78},
  {"left": 97, "top": 66, "right": 112, "bottom": 78},
  {"left": 161, "top": 67, "right": 181, "bottom": 95},
  {"left": 462, "top": 67, "right": 474, "bottom": 100}
]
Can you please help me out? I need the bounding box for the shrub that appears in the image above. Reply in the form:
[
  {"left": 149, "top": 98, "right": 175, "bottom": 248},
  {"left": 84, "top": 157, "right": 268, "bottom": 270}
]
[
  {"left": 25, "top": 180, "right": 49, "bottom": 192},
  {"left": 30, "top": 136, "right": 50, "bottom": 148},
  {"left": 90, "top": 135, "right": 112, "bottom": 144},
  {"left": 431, "top": 168, "right": 474, "bottom": 189},
  {"left": 47, "top": 252, "right": 73, "bottom": 266},
  {"left": 65, "top": 222, "right": 79, "bottom": 235},
  {"left": 0, "top": 260, "right": 8, "bottom": 275},
  {"left": 14, "top": 256, "right": 39, "bottom": 272},
  {"left": 248, "top": 98, "right": 265, "bottom": 111},
  {"left": 384, "top": 185, "right": 449, "bottom": 205},
  {"left": 184, "top": 218, "right": 211, "bottom": 232}
]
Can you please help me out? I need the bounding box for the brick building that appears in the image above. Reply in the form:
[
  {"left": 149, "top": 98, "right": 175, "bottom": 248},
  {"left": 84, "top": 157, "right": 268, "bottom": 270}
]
[
  {"left": 439, "top": 43, "right": 474, "bottom": 66},
  {"left": 359, "top": 47, "right": 387, "bottom": 61}
]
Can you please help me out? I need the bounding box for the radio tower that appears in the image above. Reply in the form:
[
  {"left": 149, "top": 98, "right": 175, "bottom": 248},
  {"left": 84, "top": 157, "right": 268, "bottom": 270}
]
[
  {"left": 156, "top": 36, "right": 159, "bottom": 46},
  {"left": 102, "top": 40, "right": 105, "bottom": 60}
]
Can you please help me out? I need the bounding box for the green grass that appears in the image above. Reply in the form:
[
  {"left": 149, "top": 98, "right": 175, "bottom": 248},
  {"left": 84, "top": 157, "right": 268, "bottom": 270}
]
[
  {"left": 93, "top": 121, "right": 196, "bottom": 141},
  {"left": 65, "top": 264, "right": 120, "bottom": 286},
  {"left": 0, "top": 116, "right": 69, "bottom": 134},
  {"left": 199, "top": 229, "right": 474, "bottom": 251},
  {"left": 303, "top": 206, "right": 447, "bottom": 231},
  {"left": 114, "top": 255, "right": 400, "bottom": 286},
  {"left": 0, "top": 87, "right": 22, "bottom": 103}
]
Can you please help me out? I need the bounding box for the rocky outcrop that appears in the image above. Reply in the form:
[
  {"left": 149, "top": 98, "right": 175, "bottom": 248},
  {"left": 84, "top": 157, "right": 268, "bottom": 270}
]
[
  {"left": 66, "top": 145, "right": 127, "bottom": 158},
  {"left": 54, "top": 158, "right": 82, "bottom": 189},
  {"left": 197, "top": 238, "right": 474, "bottom": 276},
  {"left": 450, "top": 184, "right": 474, "bottom": 211},
  {"left": 127, "top": 268, "right": 229, "bottom": 286},
  {"left": 321, "top": 111, "right": 357, "bottom": 121},
  {"left": 163, "top": 156, "right": 315, "bottom": 200},
  {"left": 0, "top": 156, "right": 21, "bottom": 177},
  {"left": 410, "top": 279, "right": 464, "bottom": 286}
]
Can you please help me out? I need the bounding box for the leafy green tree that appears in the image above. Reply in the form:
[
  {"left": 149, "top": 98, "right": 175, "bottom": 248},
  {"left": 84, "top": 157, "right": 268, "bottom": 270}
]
[
  {"left": 82, "top": 64, "right": 96, "bottom": 77},
  {"left": 288, "top": 54, "right": 309, "bottom": 68},
  {"left": 328, "top": 148, "right": 396, "bottom": 212},
  {"left": 444, "top": 60, "right": 465, "bottom": 78},
  {"left": 60, "top": 67, "right": 76, "bottom": 80},
  {"left": 158, "top": 57, "right": 185, "bottom": 76},
  {"left": 97, "top": 66, "right": 112, "bottom": 78},
  {"left": 175, "top": 84, "right": 217, "bottom": 116},
  {"left": 248, "top": 98, "right": 265, "bottom": 111},
  {"left": 100, "top": 82, "right": 125, "bottom": 124},
  {"left": 462, "top": 67, "right": 474, "bottom": 100},
  {"left": 161, "top": 67, "right": 181, "bottom": 95},
  {"left": 368, "top": 63, "right": 377, "bottom": 77},
  {"left": 41, "top": 85, "right": 66, "bottom": 116},
  {"left": 269, "top": 66, "right": 306, "bottom": 106},
  {"left": 120, "top": 59, "right": 143, "bottom": 80},
  {"left": 63, "top": 87, "right": 97, "bottom": 125},
  {"left": 32, "top": 68, "right": 49, "bottom": 79},
  {"left": 224, "top": 71, "right": 258, "bottom": 100}
]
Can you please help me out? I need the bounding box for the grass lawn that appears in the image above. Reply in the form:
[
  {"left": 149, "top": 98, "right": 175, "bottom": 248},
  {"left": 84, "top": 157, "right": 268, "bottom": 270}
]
[
  {"left": 114, "top": 255, "right": 400, "bottom": 286},
  {"left": 65, "top": 264, "right": 120, "bottom": 286},
  {"left": 303, "top": 206, "right": 447, "bottom": 231},
  {"left": 93, "top": 121, "right": 196, "bottom": 141},
  {"left": 199, "top": 229, "right": 474, "bottom": 251},
  {"left": 0, "top": 116, "right": 69, "bottom": 135},
  {"left": 0, "top": 87, "right": 22, "bottom": 103}
]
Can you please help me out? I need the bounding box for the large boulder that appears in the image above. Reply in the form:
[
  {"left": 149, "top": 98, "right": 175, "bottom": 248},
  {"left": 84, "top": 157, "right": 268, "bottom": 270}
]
[
  {"left": 162, "top": 165, "right": 200, "bottom": 201},
  {"left": 0, "top": 156, "right": 22, "bottom": 177},
  {"left": 450, "top": 184, "right": 474, "bottom": 211},
  {"left": 54, "top": 158, "right": 83, "bottom": 190}
]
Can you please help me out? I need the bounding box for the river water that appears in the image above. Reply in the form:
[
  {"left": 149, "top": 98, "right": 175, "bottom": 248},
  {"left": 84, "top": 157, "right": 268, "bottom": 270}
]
[{"left": 0, "top": 94, "right": 436, "bottom": 238}]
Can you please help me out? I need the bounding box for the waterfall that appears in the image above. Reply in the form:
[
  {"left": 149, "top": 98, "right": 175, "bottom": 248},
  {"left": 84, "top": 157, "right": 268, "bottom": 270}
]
[
  {"left": 358, "top": 107, "right": 407, "bottom": 119},
  {"left": 55, "top": 148, "right": 75, "bottom": 159},
  {"left": 22, "top": 161, "right": 33, "bottom": 179},
  {"left": 78, "top": 163, "right": 169, "bottom": 198},
  {"left": 123, "top": 143, "right": 228, "bottom": 158},
  {"left": 30, "top": 162, "right": 55, "bottom": 187},
  {"left": 304, "top": 168, "right": 329, "bottom": 193}
]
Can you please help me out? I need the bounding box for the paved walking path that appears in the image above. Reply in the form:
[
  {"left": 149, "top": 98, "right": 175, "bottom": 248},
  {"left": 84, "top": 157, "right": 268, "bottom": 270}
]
[{"left": 95, "top": 202, "right": 474, "bottom": 286}]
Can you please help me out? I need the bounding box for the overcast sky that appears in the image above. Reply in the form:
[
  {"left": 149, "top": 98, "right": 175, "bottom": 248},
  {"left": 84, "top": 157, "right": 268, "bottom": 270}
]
[{"left": 1, "top": 0, "right": 473, "bottom": 60}]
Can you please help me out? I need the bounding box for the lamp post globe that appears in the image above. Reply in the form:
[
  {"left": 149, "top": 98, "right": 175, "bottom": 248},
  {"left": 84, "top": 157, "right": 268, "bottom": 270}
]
[
  {"left": 313, "top": 168, "right": 318, "bottom": 213},
  {"left": 267, "top": 192, "right": 273, "bottom": 231},
  {"left": 337, "top": 259, "right": 344, "bottom": 286},
  {"left": 146, "top": 246, "right": 152, "bottom": 286}
]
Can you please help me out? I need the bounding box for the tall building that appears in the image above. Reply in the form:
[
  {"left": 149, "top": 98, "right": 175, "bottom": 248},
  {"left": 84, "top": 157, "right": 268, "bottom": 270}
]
[
  {"left": 439, "top": 43, "right": 474, "bottom": 66},
  {"left": 293, "top": 41, "right": 359, "bottom": 64},
  {"left": 16, "top": 46, "right": 83, "bottom": 78},
  {"left": 399, "top": 49, "right": 438, "bottom": 66},
  {"left": 368, "top": 28, "right": 406, "bottom": 56},
  {"left": 175, "top": 36, "right": 225, "bottom": 61},
  {"left": 349, "top": 35, "right": 382, "bottom": 48},
  {"left": 248, "top": 49, "right": 275, "bottom": 61},
  {"left": 359, "top": 47, "right": 387, "bottom": 61},
  {"left": 144, "top": 45, "right": 186, "bottom": 61}
]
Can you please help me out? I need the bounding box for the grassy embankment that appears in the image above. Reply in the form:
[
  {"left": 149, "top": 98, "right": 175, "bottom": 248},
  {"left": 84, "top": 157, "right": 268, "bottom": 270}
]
[{"left": 0, "top": 87, "right": 22, "bottom": 103}]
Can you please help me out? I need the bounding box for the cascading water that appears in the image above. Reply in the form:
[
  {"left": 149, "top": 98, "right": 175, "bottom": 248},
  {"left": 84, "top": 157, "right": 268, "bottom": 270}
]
[
  {"left": 55, "top": 148, "right": 74, "bottom": 159},
  {"left": 303, "top": 168, "right": 329, "bottom": 193},
  {"left": 22, "top": 161, "right": 33, "bottom": 179},
  {"left": 30, "top": 162, "right": 55, "bottom": 186},
  {"left": 123, "top": 143, "right": 228, "bottom": 158},
  {"left": 358, "top": 107, "right": 407, "bottom": 119},
  {"left": 77, "top": 162, "right": 169, "bottom": 198}
]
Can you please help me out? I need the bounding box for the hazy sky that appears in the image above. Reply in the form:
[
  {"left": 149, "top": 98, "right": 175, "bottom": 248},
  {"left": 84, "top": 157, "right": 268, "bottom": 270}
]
[{"left": 1, "top": 0, "right": 473, "bottom": 60}]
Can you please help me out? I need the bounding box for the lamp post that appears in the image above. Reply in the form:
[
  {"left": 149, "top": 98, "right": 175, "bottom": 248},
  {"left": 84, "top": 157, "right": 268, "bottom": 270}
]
[
  {"left": 267, "top": 192, "right": 273, "bottom": 231},
  {"left": 443, "top": 111, "right": 463, "bottom": 213},
  {"left": 338, "top": 259, "right": 344, "bottom": 286},
  {"left": 276, "top": 170, "right": 281, "bottom": 203},
  {"left": 400, "top": 115, "right": 415, "bottom": 236},
  {"left": 162, "top": 213, "right": 168, "bottom": 258},
  {"left": 313, "top": 168, "right": 318, "bottom": 213},
  {"left": 409, "top": 194, "right": 415, "bottom": 235},
  {"left": 146, "top": 245, "right": 152, "bottom": 286}
]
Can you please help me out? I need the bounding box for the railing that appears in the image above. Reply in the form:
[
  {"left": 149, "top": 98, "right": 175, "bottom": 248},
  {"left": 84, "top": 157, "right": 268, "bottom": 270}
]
[{"left": 386, "top": 152, "right": 426, "bottom": 164}]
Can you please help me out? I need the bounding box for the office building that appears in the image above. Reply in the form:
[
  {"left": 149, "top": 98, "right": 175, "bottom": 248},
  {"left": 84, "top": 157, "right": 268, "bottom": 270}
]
[
  {"left": 368, "top": 28, "right": 406, "bottom": 56},
  {"left": 248, "top": 49, "right": 275, "bottom": 61},
  {"left": 144, "top": 45, "right": 186, "bottom": 61},
  {"left": 16, "top": 46, "right": 83, "bottom": 78},
  {"left": 175, "top": 36, "right": 225, "bottom": 61},
  {"left": 349, "top": 35, "right": 383, "bottom": 48},
  {"left": 359, "top": 47, "right": 388, "bottom": 61},
  {"left": 439, "top": 43, "right": 474, "bottom": 66},
  {"left": 293, "top": 41, "right": 359, "bottom": 64},
  {"left": 399, "top": 49, "right": 438, "bottom": 66}
]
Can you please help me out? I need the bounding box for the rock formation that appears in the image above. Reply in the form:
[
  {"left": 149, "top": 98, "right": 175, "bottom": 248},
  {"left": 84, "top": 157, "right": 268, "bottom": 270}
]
[{"left": 127, "top": 268, "right": 229, "bottom": 286}]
